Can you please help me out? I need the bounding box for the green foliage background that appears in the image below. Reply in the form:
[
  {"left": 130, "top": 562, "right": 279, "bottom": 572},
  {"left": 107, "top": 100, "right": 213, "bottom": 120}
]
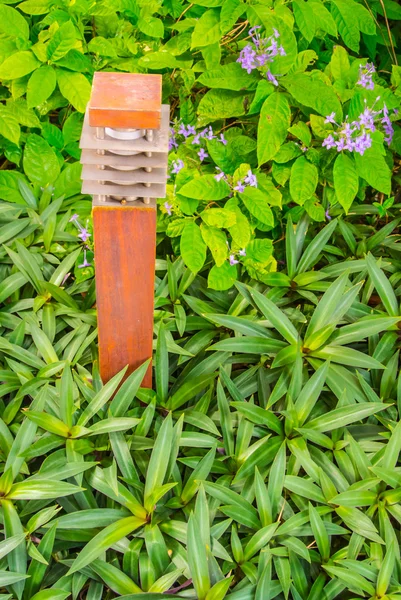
[{"left": 0, "top": 0, "right": 401, "bottom": 598}]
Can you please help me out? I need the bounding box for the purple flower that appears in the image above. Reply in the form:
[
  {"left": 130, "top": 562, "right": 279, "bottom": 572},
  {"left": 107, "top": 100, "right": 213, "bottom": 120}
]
[
  {"left": 202, "top": 126, "right": 215, "bottom": 141},
  {"left": 78, "top": 228, "right": 91, "bottom": 242},
  {"left": 214, "top": 168, "right": 226, "bottom": 182},
  {"left": 238, "top": 28, "right": 285, "bottom": 75},
  {"left": 234, "top": 181, "right": 245, "bottom": 193},
  {"left": 325, "top": 112, "right": 337, "bottom": 124},
  {"left": 357, "top": 63, "right": 375, "bottom": 90},
  {"left": 164, "top": 201, "right": 172, "bottom": 216},
  {"left": 249, "top": 25, "right": 261, "bottom": 37},
  {"left": 229, "top": 255, "right": 239, "bottom": 266},
  {"left": 238, "top": 248, "right": 246, "bottom": 256},
  {"left": 244, "top": 170, "right": 257, "bottom": 187},
  {"left": 198, "top": 148, "right": 208, "bottom": 162},
  {"left": 219, "top": 133, "right": 227, "bottom": 145},
  {"left": 78, "top": 250, "right": 91, "bottom": 269},
  {"left": 267, "top": 70, "right": 279, "bottom": 86},
  {"left": 381, "top": 103, "right": 394, "bottom": 145},
  {"left": 325, "top": 209, "right": 332, "bottom": 221},
  {"left": 322, "top": 134, "right": 336, "bottom": 149},
  {"left": 178, "top": 123, "right": 196, "bottom": 138},
  {"left": 353, "top": 132, "right": 372, "bottom": 155},
  {"left": 69, "top": 213, "right": 79, "bottom": 223},
  {"left": 359, "top": 108, "right": 375, "bottom": 131},
  {"left": 178, "top": 123, "right": 189, "bottom": 137},
  {"left": 62, "top": 272, "right": 71, "bottom": 285},
  {"left": 169, "top": 137, "right": 178, "bottom": 151},
  {"left": 171, "top": 159, "right": 184, "bottom": 174},
  {"left": 237, "top": 44, "right": 257, "bottom": 74},
  {"left": 192, "top": 134, "right": 201, "bottom": 145}
]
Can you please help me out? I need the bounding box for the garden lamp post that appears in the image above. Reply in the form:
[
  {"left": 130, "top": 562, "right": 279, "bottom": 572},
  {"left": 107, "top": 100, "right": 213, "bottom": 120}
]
[{"left": 79, "top": 72, "right": 169, "bottom": 387}]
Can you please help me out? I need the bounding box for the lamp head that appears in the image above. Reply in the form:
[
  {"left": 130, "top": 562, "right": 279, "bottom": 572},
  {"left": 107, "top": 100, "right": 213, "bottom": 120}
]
[{"left": 79, "top": 72, "right": 169, "bottom": 207}]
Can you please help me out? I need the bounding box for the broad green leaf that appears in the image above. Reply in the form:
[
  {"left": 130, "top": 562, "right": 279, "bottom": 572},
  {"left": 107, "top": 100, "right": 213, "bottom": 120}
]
[
  {"left": 23, "top": 134, "right": 60, "bottom": 187},
  {"left": 180, "top": 222, "right": 207, "bottom": 273},
  {"left": 180, "top": 176, "right": 230, "bottom": 201},
  {"left": 290, "top": 157, "right": 318, "bottom": 205},
  {"left": 282, "top": 73, "right": 343, "bottom": 120},
  {"left": 333, "top": 154, "right": 359, "bottom": 214},
  {"left": 56, "top": 69, "right": 91, "bottom": 113},
  {"left": 27, "top": 66, "right": 57, "bottom": 108},
  {"left": 47, "top": 21, "right": 77, "bottom": 62},
  {"left": 0, "top": 5, "right": 29, "bottom": 38},
  {"left": 258, "top": 93, "right": 291, "bottom": 165},
  {"left": 240, "top": 187, "right": 274, "bottom": 226},
  {"left": 0, "top": 51, "right": 39, "bottom": 80}
]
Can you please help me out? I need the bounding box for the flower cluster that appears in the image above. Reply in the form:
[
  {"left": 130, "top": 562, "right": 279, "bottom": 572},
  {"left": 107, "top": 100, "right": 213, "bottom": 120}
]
[
  {"left": 169, "top": 122, "right": 227, "bottom": 152},
  {"left": 237, "top": 26, "right": 285, "bottom": 86},
  {"left": 357, "top": 62, "right": 375, "bottom": 90},
  {"left": 234, "top": 170, "right": 258, "bottom": 192},
  {"left": 322, "top": 99, "right": 396, "bottom": 155},
  {"left": 214, "top": 168, "right": 258, "bottom": 193}
]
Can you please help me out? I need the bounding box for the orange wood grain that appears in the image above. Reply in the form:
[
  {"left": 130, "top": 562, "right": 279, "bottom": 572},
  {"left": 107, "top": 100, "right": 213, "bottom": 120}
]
[
  {"left": 88, "top": 72, "right": 162, "bottom": 130},
  {"left": 93, "top": 205, "right": 156, "bottom": 387}
]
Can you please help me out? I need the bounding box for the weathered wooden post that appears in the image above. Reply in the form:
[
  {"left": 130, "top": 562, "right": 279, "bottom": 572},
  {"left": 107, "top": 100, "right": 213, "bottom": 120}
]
[{"left": 79, "top": 72, "right": 169, "bottom": 386}]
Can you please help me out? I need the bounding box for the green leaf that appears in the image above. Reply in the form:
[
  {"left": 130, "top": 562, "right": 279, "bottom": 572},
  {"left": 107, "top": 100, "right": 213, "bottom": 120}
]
[
  {"left": 0, "top": 51, "right": 39, "bottom": 80},
  {"left": 201, "top": 224, "right": 228, "bottom": 267},
  {"left": 330, "top": 0, "right": 361, "bottom": 51},
  {"left": 180, "top": 222, "right": 207, "bottom": 273},
  {"left": 7, "top": 479, "right": 82, "bottom": 500},
  {"left": 309, "top": 503, "right": 330, "bottom": 561},
  {"left": 187, "top": 513, "right": 210, "bottom": 599},
  {"left": 0, "top": 5, "right": 29, "bottom": 38},
  {"left": 282, "top": 73, "right": 343, "bottom": 120},
  {"left": 191, "top": 9, "right": 221, "bottom": 48},
  {"left": 306, "top": 402, "right": 387, "bottom": 432},
  {"left": 330, "top": 45, "right": 350, "bottom": 80},
  {"left": 47, "top": 21, "right": 76, "bottom": 61},
  {"left": 376, "top": 542, "right": 395, "bottom": 597},
  {"left": 208, "top": 262, "right": 237, "bottom": 291},
  {"left": 293, "top": 0, "right": 316, "bottom": 41},
  {"left": 247, "top": 286, "right": 299, "bottom": 344},
  {"left": 365, "top": 253, "right": 399, "bottom": 316},
  {"left": 198, "top": 62, "right": 259, "bottom": 91},
  {"left": 67, "top": 516, "right": 146, "bottom": 575},
  {"left": 240, "top": 187, "right": 274, "bottom": 226},
  {"left": 354, "top": 143, "right": 391, "bottom": 195},
  {"left": 144, "top": 413, "right": 173, "bottom": 510},
  {"left": 333, "top": 154, "right": 359, "bottom": 214},
  {"left": 23, "top": 134, "right": 60, "bottom": 186},
  {"left": 56, "top": 69, "right": 91, "bottom": 113},
  {"left": 0, "top": 108, "right": 20, "bottom": 146},
  {"left": 290, "top": 157, "right": 318, "bottom": 205},
  {"left": 180, "top": 175, "right": 230, "bottom": 200},
  {"left": 258, "top": 93, "right": 291, "bottom": 165},
  {"left": 197, "top": 89, "right": 249, "bottom": 124}
]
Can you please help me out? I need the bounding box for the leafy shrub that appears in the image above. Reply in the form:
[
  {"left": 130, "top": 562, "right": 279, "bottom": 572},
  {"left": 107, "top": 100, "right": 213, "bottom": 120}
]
[{"left": 1, "top": 0, "right": 401, "bottom": 598}]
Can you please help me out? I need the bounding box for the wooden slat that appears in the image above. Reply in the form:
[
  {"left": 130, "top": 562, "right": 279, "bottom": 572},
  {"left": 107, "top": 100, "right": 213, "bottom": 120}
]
[{"left": 93, "top": 205, "right": 156, "bottom": 387}]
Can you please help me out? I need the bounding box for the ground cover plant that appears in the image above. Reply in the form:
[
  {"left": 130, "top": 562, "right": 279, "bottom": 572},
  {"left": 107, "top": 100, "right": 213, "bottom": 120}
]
[{"left": 0, "top": 0, "right": 401, "bottom": 599}]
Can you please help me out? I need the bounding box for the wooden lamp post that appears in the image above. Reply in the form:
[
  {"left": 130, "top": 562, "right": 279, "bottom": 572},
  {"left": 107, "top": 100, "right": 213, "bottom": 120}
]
[{"left": 79, "top": 72, "right": 169, "bottom": 387}]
